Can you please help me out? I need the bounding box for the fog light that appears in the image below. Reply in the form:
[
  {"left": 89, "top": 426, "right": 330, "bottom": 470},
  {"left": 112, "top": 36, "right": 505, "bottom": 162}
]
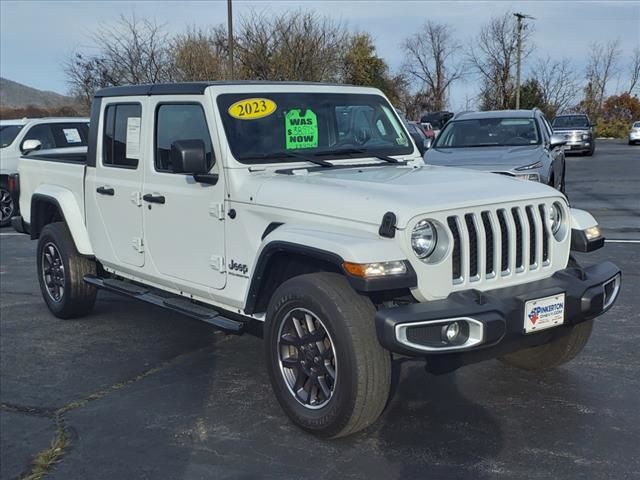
[{"left": 443, "top": 322, "right": 460, "bottom": 342}]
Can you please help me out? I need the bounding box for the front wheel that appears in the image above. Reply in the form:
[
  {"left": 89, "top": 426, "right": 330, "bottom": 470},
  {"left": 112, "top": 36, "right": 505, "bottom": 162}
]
[
  {"left": 37, "top": 222, "right": 97, "bottom": 318},
  {"left": 0, "top": 185, "right": 15, "bottom": 227},
  {"left": 265, "top": 273, "right": 391, "bottom": 438}
]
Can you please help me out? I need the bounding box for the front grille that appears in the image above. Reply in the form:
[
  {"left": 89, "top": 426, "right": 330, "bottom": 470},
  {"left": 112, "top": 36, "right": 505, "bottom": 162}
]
[{"left": 448, "top": 203, "right": 552, "bottom": 285}]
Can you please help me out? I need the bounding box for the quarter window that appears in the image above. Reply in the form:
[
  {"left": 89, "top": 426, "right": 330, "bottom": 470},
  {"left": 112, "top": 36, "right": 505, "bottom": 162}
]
[
  {"left": 102, "top": 103, "right": 142, "bottom": 168},
  {"left": 155, "top": 103, "right": 214, "bottom": 173}
]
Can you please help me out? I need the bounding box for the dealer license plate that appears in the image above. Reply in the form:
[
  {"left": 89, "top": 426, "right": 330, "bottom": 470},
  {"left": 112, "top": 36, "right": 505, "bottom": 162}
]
[{"left": 524, "top": 293, "right": 565, "bottom": 333}]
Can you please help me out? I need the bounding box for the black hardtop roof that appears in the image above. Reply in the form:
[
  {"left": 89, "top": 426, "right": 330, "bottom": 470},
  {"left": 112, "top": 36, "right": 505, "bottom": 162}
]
[{"left": 94, "top": 81, "right": 355, "bottom": 98}]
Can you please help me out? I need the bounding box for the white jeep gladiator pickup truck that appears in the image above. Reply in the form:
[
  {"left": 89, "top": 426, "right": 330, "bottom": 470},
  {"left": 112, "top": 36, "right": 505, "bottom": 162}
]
[{"left": 12, "top": 82, "right": 621, "bottom": 438}]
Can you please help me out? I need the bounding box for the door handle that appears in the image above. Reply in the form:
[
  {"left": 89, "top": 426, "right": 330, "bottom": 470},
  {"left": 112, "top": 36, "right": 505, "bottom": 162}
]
[
  {"left": 96, "top": 186, "right": 114, "bottom": 196},
  {"left": 143, "top": 193, "right": 166, "bottom": 204}
]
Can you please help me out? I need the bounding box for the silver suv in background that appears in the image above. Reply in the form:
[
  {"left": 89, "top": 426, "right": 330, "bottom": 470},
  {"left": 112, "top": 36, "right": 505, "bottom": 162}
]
[
  {"left": 552, "top": 114, "right": 595, "bottom": 156},
  {"left": 423, "top": 109, "right": 567, "bottom": 192}
]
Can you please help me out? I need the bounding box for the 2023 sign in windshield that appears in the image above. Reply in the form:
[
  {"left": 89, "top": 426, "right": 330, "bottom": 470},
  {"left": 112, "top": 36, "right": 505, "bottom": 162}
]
[{"left": 216, "top": 92, "right": 412, "bottom": 163}]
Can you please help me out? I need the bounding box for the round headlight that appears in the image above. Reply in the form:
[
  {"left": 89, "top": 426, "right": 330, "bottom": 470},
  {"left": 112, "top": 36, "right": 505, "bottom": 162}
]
[
  {"left": 549, "top": 203, "right": 563, "bottom": 234},
  {"left": 412, "top": 220, "right": 437, "bottom": 259}
]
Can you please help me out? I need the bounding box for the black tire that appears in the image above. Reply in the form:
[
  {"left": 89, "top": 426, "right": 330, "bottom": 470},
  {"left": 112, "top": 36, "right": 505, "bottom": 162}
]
[
  {"left": 265, "top": 272, "right": 391, "bottom": 438},
  {"left": 37, "top": 222, "right": 97, "bottom": 318},
  {"left": 499, "top": 320, "right": 593, "bottom": 371},
  {"left": 0, "top": 183, "right": 15, "bottom": 227}
]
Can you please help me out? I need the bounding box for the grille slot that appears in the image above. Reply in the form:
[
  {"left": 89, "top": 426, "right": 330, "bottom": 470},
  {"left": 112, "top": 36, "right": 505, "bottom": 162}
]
[
  {"left": 447, "top": 203, "right": 552, "bottom": 285},
  {"left": 448, "top": 217, "right": 462, "bottom": 281},
  {"left": 511, "top": 207, "right": 524, "bottom": 270},
  {"left": 464, "top": 214, "right": 479, "bottom": 279},
  {"left": 481, "top": 212, "right": 494, "bottom": 276}
]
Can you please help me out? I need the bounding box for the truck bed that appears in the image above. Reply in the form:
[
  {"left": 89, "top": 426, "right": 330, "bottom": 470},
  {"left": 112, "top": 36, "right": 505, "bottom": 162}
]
[{"left": 18, "top": 149, "right": 87, "bottom": 226}]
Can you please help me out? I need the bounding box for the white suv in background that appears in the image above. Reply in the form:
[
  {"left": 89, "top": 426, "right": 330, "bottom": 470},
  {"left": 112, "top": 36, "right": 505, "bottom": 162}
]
[
  {"left": 0, "top": 117, "right": 89, "bottom": 226},
  {"left": 629, "top": 121, "right": 640, "bottom": 145}
]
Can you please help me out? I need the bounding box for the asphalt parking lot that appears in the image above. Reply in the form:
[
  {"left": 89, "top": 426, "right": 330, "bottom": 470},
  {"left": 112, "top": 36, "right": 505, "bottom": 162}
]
[{"left": 1, "top": 139, "right": 639, "bottom": 480}]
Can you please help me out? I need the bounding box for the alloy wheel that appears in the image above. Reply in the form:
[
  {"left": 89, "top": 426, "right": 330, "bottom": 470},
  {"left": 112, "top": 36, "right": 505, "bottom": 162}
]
[
  {"left": 42, "top": 242, "right": 65, "bottom": 302},
  {"left": 0, "top": 188, "right": 14, "bottom": 224},
  {"left": 277, "top": 308, "right": 337, "bottom": 409}
]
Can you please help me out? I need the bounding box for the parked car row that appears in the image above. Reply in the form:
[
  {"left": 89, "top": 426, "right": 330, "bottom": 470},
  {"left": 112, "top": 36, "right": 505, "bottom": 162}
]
[{"left": 0, "top": 117, "right": 89, "bottom": 226}]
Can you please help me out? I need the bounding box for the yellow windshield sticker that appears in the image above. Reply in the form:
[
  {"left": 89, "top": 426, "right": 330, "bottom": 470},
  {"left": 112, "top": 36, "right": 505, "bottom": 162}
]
[
  {"left": 228, "top": 98, "right": 277, "bottom": 120},
  {"left": 285, "top": 109, "right": 318, "bottom": 149}
]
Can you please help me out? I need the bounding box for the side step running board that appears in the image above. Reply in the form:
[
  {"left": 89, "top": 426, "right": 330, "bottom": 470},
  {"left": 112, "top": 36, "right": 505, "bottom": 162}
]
[{"left": 84, "top": 275, "right": 244, "bottom": 334}]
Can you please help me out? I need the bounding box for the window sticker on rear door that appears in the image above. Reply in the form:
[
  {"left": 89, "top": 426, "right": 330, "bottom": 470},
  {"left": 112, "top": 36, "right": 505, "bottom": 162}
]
[
  {"left": 63, "top": 128, "right": 82, "bottom": 144},
  {"left": 285, "top": 109, "right": 318, "bottom": 149},
  {"left": 126, "top": 117, "right": 141, "bottom": 159}
]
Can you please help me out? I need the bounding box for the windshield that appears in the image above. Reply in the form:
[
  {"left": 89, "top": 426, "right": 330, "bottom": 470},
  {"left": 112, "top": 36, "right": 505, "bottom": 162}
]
[
  {"left": 552, "top": 115, "right": 589, "bottom": 128},
  {"left": 217, "top": 93, "right": 412, "bottom": 163},
  {"left": 0, "top": 125, "right": 24, "bottom": 148},
  {"left": 434, "top": 118, "right": 540, "bottom": 148},
  {"left": 633, "top": 122, "right": 640, "bottom": 128}
]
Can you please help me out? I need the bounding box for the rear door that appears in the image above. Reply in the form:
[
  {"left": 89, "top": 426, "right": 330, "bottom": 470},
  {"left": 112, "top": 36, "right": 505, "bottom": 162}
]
[
  {"left": 142, "top": 98, "right": 226, "bottom": 297},
  {"left": 86, "top": 100, "right": 146, "bottom": 268}
]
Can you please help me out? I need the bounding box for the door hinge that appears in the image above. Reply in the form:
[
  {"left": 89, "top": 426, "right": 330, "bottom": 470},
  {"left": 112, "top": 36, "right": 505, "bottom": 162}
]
[
  {"left": 132, "top": 237, "right": 144, "bottom": 253},
  {"left": 210, "top": 255, "right": 225, "bottom": 272},
  {"left": 209, "top": 202, "right": 225, "bottom": 220},
  {"left": 131, "top": 191, "right": 142, "bottom": 207}
]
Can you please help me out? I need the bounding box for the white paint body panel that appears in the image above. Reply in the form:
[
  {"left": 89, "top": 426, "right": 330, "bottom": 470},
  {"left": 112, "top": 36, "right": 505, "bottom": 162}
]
[{"left": 16, "top": 84, "right": 591, "bottom": 318}]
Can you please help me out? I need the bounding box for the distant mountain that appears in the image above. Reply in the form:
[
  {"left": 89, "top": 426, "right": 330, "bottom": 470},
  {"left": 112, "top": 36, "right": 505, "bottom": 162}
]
[{"left": 0, "top": 77, "right": 76, "bottom": 108}]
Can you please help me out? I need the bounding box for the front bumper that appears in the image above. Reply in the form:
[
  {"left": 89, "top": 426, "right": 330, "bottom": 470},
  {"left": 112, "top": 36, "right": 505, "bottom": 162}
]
[{"left": 376, "top": 261, "right": 621, "bottom": 372}]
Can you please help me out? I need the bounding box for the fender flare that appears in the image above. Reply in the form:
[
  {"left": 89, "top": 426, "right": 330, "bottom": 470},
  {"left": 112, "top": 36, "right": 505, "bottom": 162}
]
[
  {"left": 243, "top": 225, "right": 416, "bottom": 314},
  {"left": 31, "top": 186, "right": 93, "bottom": 256}
]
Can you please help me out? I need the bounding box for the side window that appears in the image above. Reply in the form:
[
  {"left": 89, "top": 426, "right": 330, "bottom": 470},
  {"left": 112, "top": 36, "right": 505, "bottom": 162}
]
[
  {"left": 102, "top": 103, "right": 142, "bottom": 168},
  {"left": 22, "top": 124, "right": 56, "bottom": 150},
  {"left": 49, "top": 123, "right": 89, "bottom": 148},
  {"left": 155, "top": 103, "right": 214, "bottom": 173},
  {"left": 540, "top": 115, "right": 553, "bottom": 139}
]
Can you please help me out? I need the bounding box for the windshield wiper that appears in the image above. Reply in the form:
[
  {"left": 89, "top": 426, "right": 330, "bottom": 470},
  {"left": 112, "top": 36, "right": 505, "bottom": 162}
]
[
  {"left": 313, "top": 147, "right": 399, "bottom": 163},
  {"left": 239, "top": 151, "right": 333, "bottom": 168}
]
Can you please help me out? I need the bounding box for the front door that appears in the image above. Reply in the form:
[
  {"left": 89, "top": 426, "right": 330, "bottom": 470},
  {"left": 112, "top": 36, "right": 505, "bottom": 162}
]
[
  {"left": 142, "top": 100, "right": 226, "bottom": 296},
  {"left": 87, "top": 100, "right": 145, "bottom": 268}
]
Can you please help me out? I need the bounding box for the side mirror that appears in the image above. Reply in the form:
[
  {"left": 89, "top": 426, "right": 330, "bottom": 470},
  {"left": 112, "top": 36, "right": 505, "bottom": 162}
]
[
  {"left": 21, "top": 139, "right": 42, "bottom": 154},
  {"left": 170, "top": 139, "right": 210, "bottom": 174},
  {"left": 549, "top": 134, "right": 567, "bottom": 150}
]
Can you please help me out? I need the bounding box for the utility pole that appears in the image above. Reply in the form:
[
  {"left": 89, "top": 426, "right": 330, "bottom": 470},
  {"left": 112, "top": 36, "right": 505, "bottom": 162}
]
[
  {"left": 514, "top": 12, "right": 535, "bottom": 109},
  {"left": 227, "top": 0, "right": 234, "bottom": 79}
]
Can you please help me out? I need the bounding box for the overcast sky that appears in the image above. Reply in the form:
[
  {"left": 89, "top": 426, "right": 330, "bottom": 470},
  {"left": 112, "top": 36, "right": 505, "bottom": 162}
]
[{"left": 1, "top": 0, "right": 639, "bottom": 109}]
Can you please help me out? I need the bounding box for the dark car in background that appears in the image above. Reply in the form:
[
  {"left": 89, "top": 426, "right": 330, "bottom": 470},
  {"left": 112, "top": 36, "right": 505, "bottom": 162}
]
[
  {"left": 424, "top": 109, "right": 567, "bottom": 192},
  {"left": 420, "top": 111, "right": 454, "bottom": 137},
  {"left": 552, "top": 114, "right": 595, "bottom": 156}
]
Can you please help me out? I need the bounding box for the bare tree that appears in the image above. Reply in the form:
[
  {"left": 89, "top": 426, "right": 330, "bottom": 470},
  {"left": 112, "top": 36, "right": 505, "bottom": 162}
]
[
  {"left": 584, "top": 39, "right": 621, "bottom": 116},
  {"left": 532, "top": 56, "right": 578, "bottom": 117},
  {"left": 172, "top": 26, "right": 229, "bottom": 81},
  {"left": 234, "top": 10, "right": 348, "bottom": 82},
  {"left": 65, "top": 15, "right": 174, "bottom": 106},
  {"left": 402, "top": 22, "right": 464, "bottom": 111},
  {"left": 628, "top": 47, "right": 640, "bottom": 95},
  {"left": 468, "top": 12, "right": 533, "bottom": 110}
]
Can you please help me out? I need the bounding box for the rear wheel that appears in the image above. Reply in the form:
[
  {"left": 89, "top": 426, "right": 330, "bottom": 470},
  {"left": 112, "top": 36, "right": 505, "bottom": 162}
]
[
  {"left": 265, "top": 273, "right": 391, "bottom": 438},
  {"left": 0, "top": 184, "right": 15, "bottom": 227},
  {"left": 37, "top": 222, "right": 97, "bottom": 318}
]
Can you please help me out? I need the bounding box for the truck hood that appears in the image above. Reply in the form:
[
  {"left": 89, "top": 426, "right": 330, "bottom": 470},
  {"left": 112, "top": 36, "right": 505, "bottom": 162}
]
[
  {"left": 253, "top": 163, "right": 560, "bottom": 228},
  {"left": 424, "top": 145, "right": 539, "bottom": 168}
]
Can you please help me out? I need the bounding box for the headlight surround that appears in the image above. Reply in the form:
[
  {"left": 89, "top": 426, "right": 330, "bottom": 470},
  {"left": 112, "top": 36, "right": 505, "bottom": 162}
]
[
  {"left": 411, "top": 220, "right": 438, "bottom": 259},
  {"left": 549, "top": 202, "right": 563, "bottom": 235},
  {"left": 514, "top": 173, "right": 541, "bottom": 182}
]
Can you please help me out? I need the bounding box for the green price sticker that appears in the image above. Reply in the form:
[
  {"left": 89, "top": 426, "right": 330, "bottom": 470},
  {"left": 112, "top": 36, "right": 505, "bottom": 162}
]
[{"left": 285, "top": 109, "right": 318, "bottom": 149}]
